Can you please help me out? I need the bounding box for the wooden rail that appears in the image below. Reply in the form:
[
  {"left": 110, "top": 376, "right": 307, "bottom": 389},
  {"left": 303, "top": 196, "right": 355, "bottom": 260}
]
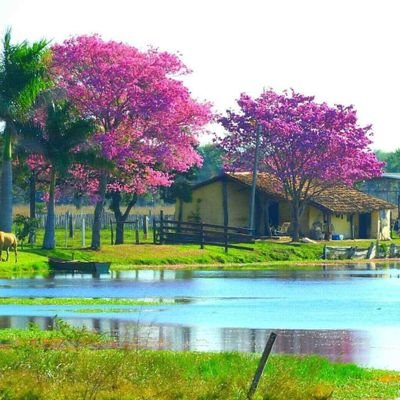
[{"left": 153, "top": 211, "right": 254, "bottom": 252}]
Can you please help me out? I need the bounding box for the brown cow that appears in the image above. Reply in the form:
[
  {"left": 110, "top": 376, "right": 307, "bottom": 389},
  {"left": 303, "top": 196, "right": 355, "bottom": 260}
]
[{"left": 0, "top": 231, "right": 18, "bottom": 262}]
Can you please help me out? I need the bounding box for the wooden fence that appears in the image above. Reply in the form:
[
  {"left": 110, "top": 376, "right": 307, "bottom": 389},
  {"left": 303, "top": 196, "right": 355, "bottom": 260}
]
[
  {"left": 37, "top": 212, "right": 174, "bottom": 230},
  {"left": 153, "top": 212, "right": 254, "bottom": 252}
]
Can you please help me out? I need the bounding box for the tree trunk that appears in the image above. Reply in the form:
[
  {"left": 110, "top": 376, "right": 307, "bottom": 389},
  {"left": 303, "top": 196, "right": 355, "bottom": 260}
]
[
  {"left": 28, "top": 173, "right": 36, "bottom": 244},
  {"left": 291, "top": 197, "right": 301, "bottom": 242},
  {"left": 0, "top": 124, "right": 13, "bottom": 232},
  {"left": 178, "top": 198, "right": 183, "bottom": 225},
  {"left": 264, "top": 199, "right": 272, "bottom": 236},
  {"left": 91, "top": 173, "right": 108, "bottom": 250},
  {"left": 42, "top": 169, "right": 56, "bottom": 249},
  {"left": 115, "top": 219, "right": 124, "bottom": 244},
  {"left": 110, "top": 192, "right": 138, "bottom": 245}
]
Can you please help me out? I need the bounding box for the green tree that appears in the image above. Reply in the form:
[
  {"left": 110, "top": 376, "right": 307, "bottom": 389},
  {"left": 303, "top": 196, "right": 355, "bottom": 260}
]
[
  {"left": 161, "top": 169, "right": 198, "bottom": 225},
  {"left": 196, "top": 144, "right": 224, "bottom": 182},
  {"left": 17, "top": 102, "right": 94, "bottom": 249},
  {"left": 161, "top": 144, "right": 223, "bottom": 225},
  {"left": 376, "top": 149, "right": 400, "bottom": 172},
  {"left": 0, "top": 30, "right": 49, "bottom": 232}
]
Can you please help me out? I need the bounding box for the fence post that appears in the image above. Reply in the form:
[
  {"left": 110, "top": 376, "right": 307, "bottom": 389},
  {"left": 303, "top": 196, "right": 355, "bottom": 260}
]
[
  {"left": 110, "top": 220, "right": 114, "bottom": 245},
  {"left": 153, "top": 217, "right": 157, "bottom": 244},
  {"left": 65, "top": 212, "right": 69, "bottom": 247},
  {"left": 135, "top": 219, "right": 140, "bottom": 244},
  {"left": 69, "top": 213, "right": 74, "bottom": 238},
  {"left": 143, "top": 215, "right": 148, "bottom": 240},
  {"left": 160, "top": 210, "right": 164, "bottom": 244},
  {"left": 247, "top": 332, "right": 277, "bottom": 399},
  {"left": 82, "top": 215, "right": 86, "bottom": 247},
  {"left": 323, "top": 245, "right": 327, "bottom": 259}
]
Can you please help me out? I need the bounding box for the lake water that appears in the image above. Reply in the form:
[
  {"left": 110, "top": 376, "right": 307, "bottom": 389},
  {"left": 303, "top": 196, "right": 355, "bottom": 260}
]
[{"left": 1, "top": 264, "right": 400, "bottom": 370}]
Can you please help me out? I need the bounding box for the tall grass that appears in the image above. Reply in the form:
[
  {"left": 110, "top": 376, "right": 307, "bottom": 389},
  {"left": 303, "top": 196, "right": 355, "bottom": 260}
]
[{"left": 0, "top": 324, "right": 399, "bottom": 400}]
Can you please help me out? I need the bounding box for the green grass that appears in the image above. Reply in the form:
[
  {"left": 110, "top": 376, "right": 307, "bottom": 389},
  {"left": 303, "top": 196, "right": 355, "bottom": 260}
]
[
  {"left": 70, "top": 307, "right": 143, "bottom": 313},
  {"left": 0, "top": 325, "right": 399, "bottom": 400},
  {"left": 2, "top": 227, "right": 397, "bottom": 276},
  {"left": 0, "top": 297, "right": 170, "bottom": 306}
]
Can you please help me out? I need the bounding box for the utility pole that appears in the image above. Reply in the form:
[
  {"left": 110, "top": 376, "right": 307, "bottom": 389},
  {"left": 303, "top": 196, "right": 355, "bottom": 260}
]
[{"left": 249, "top": 124, "right": 262, "bottom": 234}]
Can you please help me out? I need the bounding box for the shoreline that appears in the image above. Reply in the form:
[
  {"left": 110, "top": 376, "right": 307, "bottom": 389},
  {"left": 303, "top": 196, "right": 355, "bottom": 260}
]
[{"left": 110, "top": 257, "right": 400, "bottom": 270}]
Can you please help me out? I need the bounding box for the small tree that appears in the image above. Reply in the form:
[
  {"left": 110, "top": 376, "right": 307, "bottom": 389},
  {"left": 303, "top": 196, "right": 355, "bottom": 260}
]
[
  {"left": 18, "top": 101, "right": 94, "bottom": 249},
  {"left": 13, "top": 214, "right": 38, "bottom": 248},
  {"left": 219, "top": 89, "right": 384, "bottom": 241}
]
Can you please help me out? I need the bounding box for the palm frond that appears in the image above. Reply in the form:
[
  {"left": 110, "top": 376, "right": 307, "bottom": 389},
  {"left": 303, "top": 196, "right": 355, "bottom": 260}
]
[
  {"left": 0, "top": 29, "right": 50, "bottom": 117},
  {"left": 15, "top": 119, "right": 46, "bottom": 154}
]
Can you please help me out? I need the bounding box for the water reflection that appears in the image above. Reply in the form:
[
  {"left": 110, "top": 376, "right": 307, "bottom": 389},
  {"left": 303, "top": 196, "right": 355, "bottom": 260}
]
[
  {"left": 2, "top": 264, "right": 400, "bottom": 371},
  {"left": 4, "top": 263, "right": 400, "bottom": 285},
  {"left": 0, "top": 315, "right": 398, "bottom": 370}
]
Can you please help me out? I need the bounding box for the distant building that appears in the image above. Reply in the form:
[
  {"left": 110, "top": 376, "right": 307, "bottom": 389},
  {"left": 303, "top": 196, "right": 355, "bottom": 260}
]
[
  {"left": 177, "top": 172, "right": 394, "bottom": 240},
  {"left": 358, "top": 173, "right": 400, "bottom": 218}
]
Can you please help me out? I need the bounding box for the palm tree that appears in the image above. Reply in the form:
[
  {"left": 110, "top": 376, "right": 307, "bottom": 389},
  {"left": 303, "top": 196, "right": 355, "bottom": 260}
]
[
  {"left": 18, "top": 102, "right": 94, "bottom": 249},
  {"left": 0, "top": 29, "right": 49, "bottom": 232}
]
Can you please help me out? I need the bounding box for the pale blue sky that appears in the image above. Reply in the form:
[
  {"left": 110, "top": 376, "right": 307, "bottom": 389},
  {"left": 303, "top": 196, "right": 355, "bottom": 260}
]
[{"left": 1, "top": 0, "right": 399, "bottom": 150}]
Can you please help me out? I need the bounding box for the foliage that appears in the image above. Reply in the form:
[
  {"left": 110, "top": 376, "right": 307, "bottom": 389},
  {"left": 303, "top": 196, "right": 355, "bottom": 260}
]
[
  {"left": 0, "top": 29, "right": 50, "bottom": 118},
  {"left": 17, "top": 101, "right": 95, "bottom": 249},
  {"left": 51, "top": 38, "right": 209, "bottom": 190},
  {"left": 218, "top": 89, "right": 384, "bottom": 240},
  {"left": 0, "top": 29, "right": 50, "bottom": 232},
  {"left": 50, "top": 35, "right": 212, "bottom": 247},
  {"left": 160, "top": 143, "right": 224, "bottom": 211},
  {"left": 20, "top": 102, "right": 95, "bottom": 179},
  {"left": 375, "top": 148, "right": 400, "bottom": 172},
  {"left": 196, "top": 144, "right": 224, "bottom": 182},
  {"left": 161, "top": 168, "right": 198, "bottom": 204},
  {"left": 13, "top": 214, "right": 38, "bottom": 247}
]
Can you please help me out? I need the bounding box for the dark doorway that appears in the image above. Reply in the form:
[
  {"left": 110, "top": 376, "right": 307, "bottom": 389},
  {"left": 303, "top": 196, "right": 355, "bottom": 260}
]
[
  {"left": 269, "top": 202, "right": 279, "bottom": 228},
  {"left": 359, "top": 213, "right": 371, "bottom": 239}
]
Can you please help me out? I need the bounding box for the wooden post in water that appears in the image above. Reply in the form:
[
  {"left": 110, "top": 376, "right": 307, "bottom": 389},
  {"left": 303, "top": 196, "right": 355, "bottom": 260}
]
[{"left": 247, "top": 332, "right": 277, "bottom": 400}]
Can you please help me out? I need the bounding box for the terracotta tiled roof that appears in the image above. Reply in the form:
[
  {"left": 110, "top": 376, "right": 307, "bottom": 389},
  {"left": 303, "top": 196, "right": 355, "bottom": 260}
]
[{"left": 227, "top": 172, "right": 394, "bottom": 213}]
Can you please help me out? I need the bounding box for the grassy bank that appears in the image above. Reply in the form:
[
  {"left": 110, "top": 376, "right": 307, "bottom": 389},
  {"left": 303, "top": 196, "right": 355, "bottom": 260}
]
[
  {"left": 0, "top": 297, "right": 171, "bottom": 306},
  {"left": 1, "top": 228, "right": 398, "bottom": 275},
  {"left": 0, "top": 325, "right": 399, "bottom": 400}
]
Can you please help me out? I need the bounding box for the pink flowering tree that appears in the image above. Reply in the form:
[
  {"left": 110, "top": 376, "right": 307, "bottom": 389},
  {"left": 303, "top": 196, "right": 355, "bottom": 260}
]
[
  {"left": 219, "top": 89, "right": 384, "bottom": 241},
  {"left": 52, "top": 35, "right": 212, "bottom": 248}
]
